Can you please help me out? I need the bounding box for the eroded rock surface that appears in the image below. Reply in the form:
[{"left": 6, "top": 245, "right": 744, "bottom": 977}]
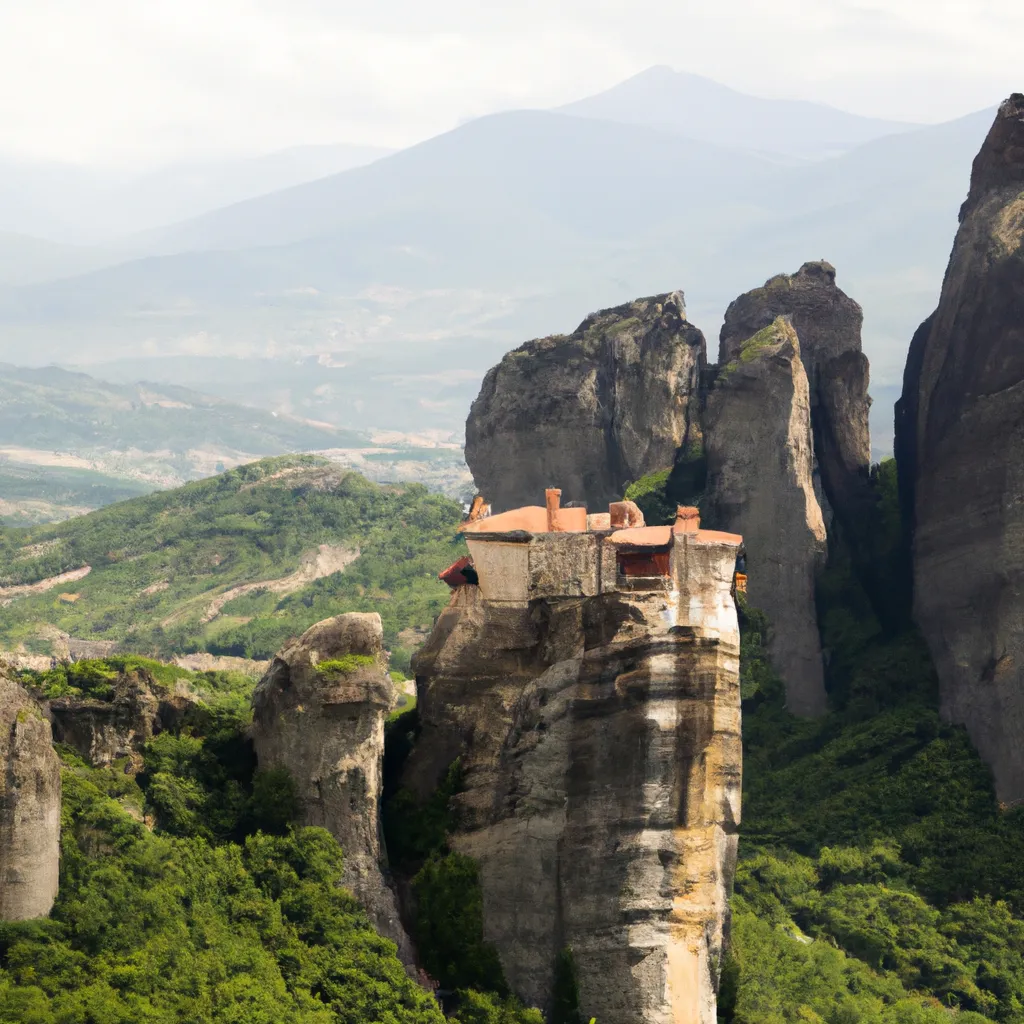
[
  {"left": 251, "top": 613, "right": 413, "bottom": 961},
  {"left": 407, "top": 512, "right": 742, "bottom": 1024},
  {"left": 705, "top": 317, "right": 828, "bottom": 716},
  {"left": 895, "top": 95, "right": 1024, "bottom": 804},
  {"left": 0, "top": 673, "right": 60, "bottom": 920},
  {"left": 465, "top": 293, "right": 706, "bottom": 511},
  {"left": 719, "top": 261, "right": 872, "bottom": 549},
  {"left": 47, "top": 667, "right": 196, "bottom": 773}
]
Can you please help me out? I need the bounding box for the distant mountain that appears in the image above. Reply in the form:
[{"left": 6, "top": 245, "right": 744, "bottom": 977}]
[
  {"left": 0, "top": 143, "right": 392, "bottom": 246},
  {"left": 0, "top": 231, "right": 124, "bottom": 287},
  {"left": 0, "top": 77, "right": 998, "bottom": 441},
  {"left": 558, "top": 65, "right": 920, "bottom": 160},
  {"left": 0, "top": 362, "right": 364, "bottom": 454},
  {"left": 0, "top": 363, "right": 471, "bottom": 522}
]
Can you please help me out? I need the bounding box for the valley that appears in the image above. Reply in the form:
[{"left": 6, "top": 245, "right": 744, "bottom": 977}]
[{"left": 2, "top": 49, "right": 1024, "bottom": 1024}]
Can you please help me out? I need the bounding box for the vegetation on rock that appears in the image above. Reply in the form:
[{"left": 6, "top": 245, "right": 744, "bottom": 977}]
[{"left": 0, "top": 656, "right": 544, "bottom": 1023}]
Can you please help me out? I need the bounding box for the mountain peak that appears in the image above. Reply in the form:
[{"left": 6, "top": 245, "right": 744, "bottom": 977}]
[{"left": 559, "top": 67, "right": 920, "bottom": 160}]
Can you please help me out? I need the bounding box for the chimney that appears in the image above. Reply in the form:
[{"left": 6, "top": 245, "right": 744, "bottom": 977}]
[
  {"left": 546, "top": 488, "right": 562, "bottom": 532},
  {"left": 674, "top": 506, "right": 700, "bottom": 534}
]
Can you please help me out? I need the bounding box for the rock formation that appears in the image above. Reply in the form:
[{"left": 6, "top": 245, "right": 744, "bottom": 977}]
[
  {"left": 465, "top": 293, "right": 706, "bottom": 511},
  {"left": 719, "top": 261, "right": 873, "bottom": 551},
  {"left": 251, "top": 613, "right": 413, "bottom": 961},
  {"left": 47, "top": 667, "right": 196, "bottom": 772},
  {"left": 1, "top": 672, "right": 61, "bottom": 920},
  {"left": 705, "top": 317, "right": 828, "bottom": 716},
  {"left": 407, "top": 494, "right": 742, "bottom": 1023},
  {"left": 895, "top": 94, "right": 1024, "bottom": 804}
]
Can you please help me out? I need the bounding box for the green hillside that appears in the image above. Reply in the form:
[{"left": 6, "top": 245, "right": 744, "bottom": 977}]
[
  {"left": 0, "top": 657, "right": 534, "bottom": 1024},
  {"left": 0, "top": 455, "right": 464, "bottom": 669}
]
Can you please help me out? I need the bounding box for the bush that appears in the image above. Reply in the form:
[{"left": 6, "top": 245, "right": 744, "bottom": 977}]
[
  {"left": 412, "top": 853, "right": 506, "bottom": 995},
  {"left": 0, "top": 762, "right": 445, "bottom": 1024}
]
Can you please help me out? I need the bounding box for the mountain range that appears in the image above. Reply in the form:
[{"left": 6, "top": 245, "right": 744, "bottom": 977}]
[{"left": 0, "top": 67, "right": 1000, "bottom": 448}]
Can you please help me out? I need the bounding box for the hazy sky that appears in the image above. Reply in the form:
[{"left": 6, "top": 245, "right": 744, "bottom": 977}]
[{"left": 2, "top": 0, "right": 1020, "bottom": 168}]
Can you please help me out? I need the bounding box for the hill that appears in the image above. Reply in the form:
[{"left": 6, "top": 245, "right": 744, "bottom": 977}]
[
  {"left": 0, "top": 456, "right": 464, "bottom": 668},
  {"left": 558, "top": 65, "right": 919, "bottom": 160},
  {"left": 0, "top": 364, "right": 379, "bottom": 523}
]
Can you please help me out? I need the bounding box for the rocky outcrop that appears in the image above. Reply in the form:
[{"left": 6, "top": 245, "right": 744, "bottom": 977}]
[
  {"left": 407, "top": 507, "right": 742, "bottom": 1023},
  {"left": 705, "top": 317, "right": 828, "bottom": 716},
  {"left": 895, "top": 95, "right": 1024, "bottom": 804},
  {"left": 1, "top": 672, "right": 60, "bottom": 920},
  {"left": 719, "top": 261, "right": 873, "bottom": 556},
  {"left": 47, "top": 668, "right": 197, "bottom": 773},
  {"left": 465, "top": 293, "right": 706, "bottom": 511},
  {"left": 250, "top": 614, "right": 412, "bottom": 961}
]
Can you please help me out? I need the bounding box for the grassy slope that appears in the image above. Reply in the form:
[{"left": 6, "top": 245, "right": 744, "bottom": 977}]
[{"left": 0, "top": 455, "right": 464, "bottom": 667}]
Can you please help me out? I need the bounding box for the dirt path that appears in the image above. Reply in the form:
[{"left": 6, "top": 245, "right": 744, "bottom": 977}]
[
  {"left": 0, "top": 565, "right": 91, "bottom": 606},
  {"left": 200, "top": 544, "right": 360, "bottom": 624}
]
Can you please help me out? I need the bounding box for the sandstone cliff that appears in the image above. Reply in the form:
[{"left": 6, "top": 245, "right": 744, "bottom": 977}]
[
  {"left": 705, "top": 317, "right": 828, "bottom": 716},
  {"left": 407, "top": 505, "right": 742, "bottom": 1023},
  {"left": 719, "top": 261, "right": 873, "bottom": 552},
  {"left": 895, "top": 94, "right": 1024, "bottom": 804},
  {"left": 465, "top": 293, "right": 706, "bottom": 511},
  {"left": 0, "top": 672, "right": 61, "bottom": 920},
  {"left": 251, "top": 613, "right": 413, "bottom": 961}
]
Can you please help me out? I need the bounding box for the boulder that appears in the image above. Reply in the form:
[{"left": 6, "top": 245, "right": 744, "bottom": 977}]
[
  {"left": 251, "top": 613, "right": 413, "bottom": 961},
  {"left": 705, "top": 317, "right": 828, "bottom": 716},
  {"left": 465, "top": 292, "right": 706, "bottom": 511},
  {"left": 895, "top": 95, "right": 1024, "bottom": 804},
  {"left": 0, "top": 672, "right": 61, "bottom": 920}
]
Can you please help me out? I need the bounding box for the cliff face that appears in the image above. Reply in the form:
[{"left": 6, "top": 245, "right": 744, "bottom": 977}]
[
  {"left": 251, "top": 613, "right": 413, "bottom": 961},
  {"left": 705, "top": 318, "right": 828, "bottom": 716},
  {"left": 465, "top": 293, "right": 706, "bottom": 511},
  {"left": 895, "top": 94, "right": 1024, "bottom": 804},
  {"left": 719, "top": 261, "right": 872, "bottom": 545},
  {"left": 0, "top": 673, "right": 61, "bottom": 921},
  {"left": 47, "top": 668, "right": 195, "bottom": 772},
  {"left": 407, "top": 507, "right": 742, "bottom": 1024}
]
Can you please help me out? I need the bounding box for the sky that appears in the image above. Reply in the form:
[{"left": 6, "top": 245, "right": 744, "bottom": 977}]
[{"left": 1, "top": 0, "right": 1021, "bottom": 168}]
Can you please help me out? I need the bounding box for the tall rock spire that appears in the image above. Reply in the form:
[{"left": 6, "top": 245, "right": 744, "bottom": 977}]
[
  {"left": 705, "top": 316, "right": 828, "bottom": 716},
  {"left": 895, "top": 94, "right": 1024, "bottom": 804}
]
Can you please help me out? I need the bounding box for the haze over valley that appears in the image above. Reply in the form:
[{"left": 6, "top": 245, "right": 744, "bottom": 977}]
[{"left": 0, "top": 67, "right": 998, "bottom": 459}]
